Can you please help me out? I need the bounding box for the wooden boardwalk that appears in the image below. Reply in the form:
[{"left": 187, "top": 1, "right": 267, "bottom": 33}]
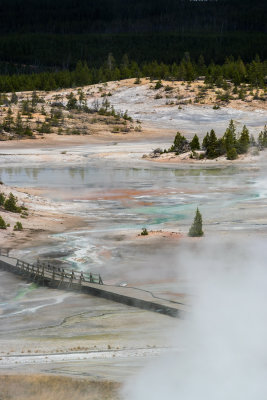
[{"left": 0, "top": 249, "right": 187, "bottom": 318}]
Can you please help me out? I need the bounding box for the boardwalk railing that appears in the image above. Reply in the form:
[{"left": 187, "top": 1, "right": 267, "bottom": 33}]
[
  {"left": 0, "top": 248, "right": 185, "bottom": 318},
  {"left": 0, "top": 249, "right": 103, "bottom": 288},
  {"left": 16, "top": 259, "right": 103, "bottom": 286}
]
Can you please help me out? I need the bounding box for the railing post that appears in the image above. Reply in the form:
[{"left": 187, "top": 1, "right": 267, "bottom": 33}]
[
  {"left": 68, "top": 270, "right": 75, "bottom": 288},
  {"left": 79, "top": 271, "right": 84, "bottom": 286},
  {"left": 58, "top": 268, "right": 65, "bottom": 288},
  {"left": 33, "top": 265, "right": 40, "bottom": 281},
  {"left": 41, "top": 265, "right": 45, "bottom": 285}
]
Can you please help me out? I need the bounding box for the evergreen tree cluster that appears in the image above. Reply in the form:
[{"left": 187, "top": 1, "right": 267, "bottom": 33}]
[
  {"left": 0, "top": 107, "right": 33, "bottom": 137},
  {"left": 202, "top": 120, "right": 251, "bottom": 160},
  {"left": 65, "top": 92, "right": 132, "bottom": 122},
  {"left": 0, "top": 0, "right": 265, "bottom": 69},
  {"left": 168, "top": 121, "right": 266, "bottom": 160},
  {"left": 0, "top": 90, "right": 135, "bottom": 139},
  {"left": 0, "top": 56, "right": 265, "bottom": 93}
]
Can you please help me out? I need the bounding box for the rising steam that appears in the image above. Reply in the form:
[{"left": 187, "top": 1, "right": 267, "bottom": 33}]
[{"left": 123, "top": 239, "right": 267, "bottom": 399}]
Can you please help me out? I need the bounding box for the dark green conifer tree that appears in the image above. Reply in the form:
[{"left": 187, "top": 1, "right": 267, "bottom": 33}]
[
  {"left": 258, "top": 126, "right": 267, "bottom": 149},
  {"left": 23, "top": 125, "right": 33, "bottom": 136},
  {"left": 78, "top": 89, "right": 86, "bottom": 106},
  {"left": 197, "top": 55, "right": 207, "bottom": 76},
  {"left": 202, "top": 132, "right": 210, "bottom": 150},
  {"left": 21, "top": 100, "right": 31, "bottom": 115},
  {"left": 170, "top": 132, "right": 189, "bottom": 154},
  {"left": 0, "top": 215, "right": 7, "bottom": 229},
  {"left": 190, "top": 134, "right": 200, "bottom": 151},
  {"left": 188, "top": 208, "right": 204, "bottom": 237},
  {"left": 3, "top": 107, "right": 13, "bottom": 131},
  {"left": 206, "top": 129, "right": 218, "bottom": 159},
  {"left": 216, "top": 138, "right": 226, "bottom": 156},
  {"left": 15, "top": 111, "right": 24, "bottom": 135},
  {"left": 0, "top": 192, "right": 5, "bottom": 206},
  {"left": 66, "top": 92, "right": 77, "bottom": 110},
  {"left": 4, "top": 192, "right": 19, "bottom": 212},
  {"left": 238, "top": 125, "right": 250, "bottom": 154},
  {"left": 223, "top": 119, "right": 237, "bottom": 152},
  {"left": 10, "top": 92, "right": 18, "bottom": 104},
  {"left": 31, "top": 91, "right": 39, "bottom": 107}
]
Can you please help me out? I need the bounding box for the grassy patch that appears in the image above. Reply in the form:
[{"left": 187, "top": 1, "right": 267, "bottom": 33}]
[{"left": 0, "top": 375, "right": 120, "bottom": 400}]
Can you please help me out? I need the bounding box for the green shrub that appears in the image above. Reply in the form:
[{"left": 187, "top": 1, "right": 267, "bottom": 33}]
[
  {"left": 23, "top": 126, "right": 34, "bottom": 136},
  {"left": 141, "top": 228, "right": 149, "bottom": 236},
  {"left": 216, "top": 90, "right": 232, "bottom": 103},
  {"left": 38, "top": 122, "right": 51, "bottom": 134},
  {"left": 4, "top": 193, "right": 20, "bottom": 213},
  {"left": 238, "top": 88, "right": 246, "bottom": 100},
  {"left": 71, "top": 129, "right": 81, "bottom": 135},
  {"left": 154, "top": 80, "right": 163, "bottom": 90},
  {"left": 0, "top": 216, "right": 7, "bottom": 229},
  {"left": 164, "top": 85, "right": 173, "bottom": 92},
  {"left": 14, "top": 221, "right": 23, "bottom": 231},
  {"left": 123, "top": 110, "right": 132, "bottom": 122},
  {"left": 0, "top": 193, "right": 5, "bottom": 206},
  {"left": 112, "top": 126, "right": 120, "bottom": 133}
]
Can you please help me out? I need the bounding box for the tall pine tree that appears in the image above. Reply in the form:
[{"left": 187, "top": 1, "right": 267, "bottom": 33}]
[{"left": 188, "top": 208, "right": 204, "bottom": 237}]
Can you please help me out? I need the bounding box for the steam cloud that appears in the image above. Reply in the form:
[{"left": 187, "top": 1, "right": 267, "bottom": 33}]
[{"left": 123, "top": 239, "right": 267, "bottom": 399}]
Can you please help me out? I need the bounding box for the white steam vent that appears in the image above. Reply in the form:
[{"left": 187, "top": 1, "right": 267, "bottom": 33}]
[{"left": 123, "top": 239, "right": 267, "bottom": 400}]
